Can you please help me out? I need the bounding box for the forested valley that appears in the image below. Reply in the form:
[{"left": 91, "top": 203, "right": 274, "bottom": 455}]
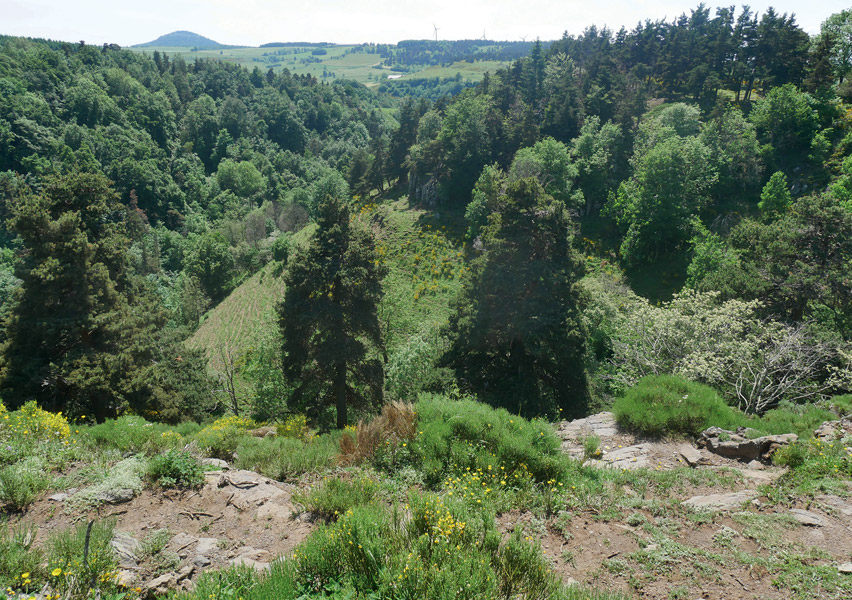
[{"left": 3, "top": 4, "right": 852, "bottom": 599}]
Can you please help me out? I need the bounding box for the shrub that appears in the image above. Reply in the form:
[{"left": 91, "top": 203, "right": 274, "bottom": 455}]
[
  {"left": 613, "top": 375, "right": 738, "bottom": 438},
  {"left": 0, "top": 523, "right": 45, "bottom": 590},
  {"left": 410, "top": 394, "right": 570, "bottom": 488},
  {"left": 769, "top": 437, "right": 852, "bottom": 500},
  {"left": 235, "top": 433, "right": 339, "bottom": 481},
  {"left": 296, "top": 476, "right": 380, "bottom": 521},
  {"left": 0, "top": 457, "right": 50, "bottom": 511},
  {"left": 195, "top": 415, "right": 258, "bottom": 460},
  {"left": 147, "top": 450, "right": 204, "bottom": 489},
  {"left": 494, "top": 529, "right": 559, "bottom": 600},
  {"left": 581, "top": 435, "right": 602, "bottom": 460},
  {"left": 276, "top": 414, "right": 311, "bottom": 441},
  {"left": 3, "top": 401, "right": 70, "bottom": 441}
]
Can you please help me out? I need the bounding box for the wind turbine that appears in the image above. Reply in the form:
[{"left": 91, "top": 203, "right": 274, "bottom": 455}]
[
  {"left": 520, "top": 34, "right": 527, "bottom": 42},
  {"left": 433, "top": 23, "right": 440, "bottom": 42},
  {"left": 482, "top": 29, "right": 487, "bottom": 41}
]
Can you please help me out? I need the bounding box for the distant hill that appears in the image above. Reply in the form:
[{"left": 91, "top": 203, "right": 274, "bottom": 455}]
[{"left": 134, "top": 30, "right": 225, "bottom": 49}]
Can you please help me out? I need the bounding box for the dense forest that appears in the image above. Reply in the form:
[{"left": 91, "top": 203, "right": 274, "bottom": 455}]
[
  {"left": 1, "top": 3, "right": 851, "bottom": 428},
  {"left": 5, "top": 4, "right": 852, "bottom": 600}
]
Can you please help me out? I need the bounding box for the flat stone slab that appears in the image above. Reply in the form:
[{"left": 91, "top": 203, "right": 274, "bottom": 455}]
[
  {"left": 196, "top": 537, "right": 219, "bottom": 555},
  {"left": 839, "top": 563, "right": 852, "bottom": 574},
  {"left": 678, "top": 444, "right": 708, "bottom": 467},
  {"left": 558, "top": 412, "right": 618, "bottom": 439},
  {"left": 817, "top": 495, "right": 852, "bottom": 517},
  {"left": 789, "top": 509, "right": 827, "bottom": 527},
  {"left": 684, "top": 491, "right": 757, "bottom": 511}
]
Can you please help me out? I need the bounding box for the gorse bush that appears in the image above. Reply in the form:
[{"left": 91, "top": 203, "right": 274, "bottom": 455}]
[
  {"left": 409, "top": 394, "right": 570, "bottom": 488},
  {"left": 147, "top": 450, "right": 205, "bottom": 489},
  {"left": 3, "top": 401, "right": 70, "bottom": 441},
  {"left": 613, "top": 375, "right": 739, "bottom": 437},
  {"left": 276, "top": 414, "right": 311, "bottom": 441},
  {"left": 195, "top": 415, "right": 259, "bottom": 460}
]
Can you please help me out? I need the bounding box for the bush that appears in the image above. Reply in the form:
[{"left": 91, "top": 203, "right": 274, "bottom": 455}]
[
  {"left": 613, "top": 375, "right": 738, "bottom": 438},
  {"left": 0, "top": 457, "right": 50, "bottom": 511},
  {"left": 195, "top": 415, "right": 258, "bottom": 460},
  {"left": 3, "top": 401, "right": 70, "bottom": 441},
  {"left": 276, "top": 414, "right": 311, "bottom": 441},
  {"left": 296, "top": 476, "right": 380, "bottom": 521},
  {"left": 338, "top": 401, "right": 416, "bottom": 466},
  {"left": 410, "top": 394, "right": 570, "bottom": 488},
  {"left": 235, "top": 433, "right": 339, "bottom": 481},
  {"left": 147, "top": 450, "right": 204, "bottom": 489}
]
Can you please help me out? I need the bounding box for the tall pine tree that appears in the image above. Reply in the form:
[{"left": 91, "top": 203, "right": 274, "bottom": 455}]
[
  {"left": 444, "top": 177, "right": 589, "bottom": 418},
  {"left": 279, "top": 189, "right": 386, "bottom": 429}
]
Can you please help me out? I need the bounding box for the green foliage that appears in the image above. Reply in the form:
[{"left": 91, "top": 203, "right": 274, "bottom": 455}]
[
  {"left": 82, "top": 415, "right": 198, "bottom": 455},
  {"left": 194, "top": 415, "right": 257, "bottom": 460},
  {"left": 509, "top": 137, "right": 582, "bottom": 209},
  {"left": 749, "top": 84, "right": 819, "bottom": 154},
  {"left": 0, "top": 457, "right": 50, "bottom": 511},
  {"left": 65, "top": 457, "right": 145, "bottom": 512},
  {"left": 280, "top": 190, "right": 387, "bottom": 429},
  {"left": 447, "top": 178, "right": 589, "bottom": 418},
  {"left": 613, "top": 375, "right": 739, "bottom": 438},
  {"left": 46, "top": 519, "right": 120, "bottom": 599},
  {"left": 146, "top": 449, "right": 205, "bottom": 489},
  {"left": 296, "top": 476, "right": 380, "bottom": 520},
  {"left": 234, "top": 433, "right": 340, "bottom": 481},
  {"left": 410, "top": 394, "right": 570, "bottom": 488},
  {"left": 0, "top": 523, "right": 45, "bottom": 590},
  {"left": 184, "top": 232, "right": 236, "bottom": 303},
  {"left": 769, "top": 437, "right": 852, "bottom": 500},
  {"left": 605, "top": 135, "right": 717, "bottom": 266},
  {"left": 758, "top": 171, "right": 792, "bottom": 217}
]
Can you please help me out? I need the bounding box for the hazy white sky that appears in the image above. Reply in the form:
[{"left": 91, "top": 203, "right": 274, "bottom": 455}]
[{"left": 1, "top": 0, "right": 847, "bottom": 47}]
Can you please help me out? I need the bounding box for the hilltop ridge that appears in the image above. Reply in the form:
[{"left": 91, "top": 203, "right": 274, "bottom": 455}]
[{"left": 133, "top": 30, "right": 226, "bottom": 48}]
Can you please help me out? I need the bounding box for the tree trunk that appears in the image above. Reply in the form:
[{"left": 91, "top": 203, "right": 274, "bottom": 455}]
[{"left": 335, "top": 362, "right": 347, "bottom": 430}]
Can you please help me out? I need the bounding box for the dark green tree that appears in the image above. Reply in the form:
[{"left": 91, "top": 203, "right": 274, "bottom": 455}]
[
  {"left": 279, "top": 190, "right": 387, "bottom": 429},
  {"left": 445, "top": 178, "right": 589, "bottom": 418}
]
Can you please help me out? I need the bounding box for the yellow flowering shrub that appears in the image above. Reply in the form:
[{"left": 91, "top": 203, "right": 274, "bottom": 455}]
[
  {"left": 205, "top": 415, "right": 257, "bottom": 432},
  {"left": 194, "top": 414, "right": 258, "bottom": 460},
  {"left": 277, "top": 414, "right": 311, "bottom": 441},
  {"left": 3, "top": 401, "right": 70, "bottom": 441}
]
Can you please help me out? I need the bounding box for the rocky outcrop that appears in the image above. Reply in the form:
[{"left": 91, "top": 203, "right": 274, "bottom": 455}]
[
  {"left": 814, "top": 416, "right": 852, "bottom": 441},
  {"left": 698, "top": 427, "right": 797, "bottom": 462}
]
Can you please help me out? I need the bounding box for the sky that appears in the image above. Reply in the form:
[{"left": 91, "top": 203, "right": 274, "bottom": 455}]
[{"left": 1, "top": 0, "right": 847, "bottom": 47}]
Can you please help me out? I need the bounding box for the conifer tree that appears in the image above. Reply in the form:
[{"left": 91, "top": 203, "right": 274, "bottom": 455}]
[
  {"left": 279, "top": 187, "right": 386, "bottom": 429},
  {"left": 445, "top": 177, "right": 589, "bottom": 418}
]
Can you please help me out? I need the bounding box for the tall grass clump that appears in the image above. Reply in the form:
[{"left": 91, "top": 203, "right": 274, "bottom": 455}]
[
  {"left": 82, "top": 415, "right": 200, "bottom": 455},
  {"left": 0, "top": 523, "right": 45, "bottom": 589},
  {"left": 194, "top": 415, "right": 258, "bottom": 460},
  {"left": 46, "top": 519, "right": 120, "bottom": 598},
  {"left": 235, "top": 433, "right": 340, "bottom": 481},
  {"left": 613, "top": 375, "right": 739, "bottom": 438},
  {"left": 0, "top": 456, "right": 50, "bottom": 511},
  {"left": 296, "top": 476, "right": 380, "bottom": 520},
  {"left": 338, "top": 401, "right": 417, "bottom": 466}
]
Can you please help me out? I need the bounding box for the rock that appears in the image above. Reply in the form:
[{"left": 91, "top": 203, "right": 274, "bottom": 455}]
[
  {"left": 558, "top": 412, "right": 618, "bottom": 440},
  {"left": 116, "top": 570, "right": 136, "bottom": 587},
  {"left": 817, "top": 495, "right": 852, "bottom": 516},
  {"left": 193, "top": 555, "right": 211, "bottom": 568},
  {"left": 202, "top": 458, "right": 229, "bottom": 469},
  {"left": 814, "top": 417, "right": 852, "bottom": 441},
  {"left": 747, "top": 460, "right": 765, "bottom": 470},
  {"left": 48, "top": 493, "right": 69, "bottom": 502},
  {"left": 111, "top": 532, "right": 142, "bottom": 568},
  {"left": 838, "top": 563, "right": 852, "bottom": 574},
  {"left": 97, "top": 488, "right": 136, "bottom": 504},
  {"left": 684, "top": 491, "right": 756, "bottom": 511},
  {"left": 256, "top": 502, "right": 293, "bottom": 522},
  {"left": 789, "top": 509, "right": 827, "bottom": 527},
  {"left": 175, "top": 565, "right": 195, "bottom": 582},
  {"left": 698, "top": 427, "right": 797, "bottom": 462},
  {"left": 565, "top": 577, "right": 579, "bottom": 586},
  {"left": 170, "top": 532, "right": 197, "bottom": 549},
  {"left": 678, "top": 445, "right": 707, "bottom": 467},
  {"left": 196, "top": 537, "right": 219, "bottom": 555},
  {"left": 229, "top": 556, "right": 270, "bottom": 571},
  {"left": 147, "top": 573, "right": 176, "bottom": 595},
  {"left": 250, "top": 425, "right": 277, "bottom": 438}
]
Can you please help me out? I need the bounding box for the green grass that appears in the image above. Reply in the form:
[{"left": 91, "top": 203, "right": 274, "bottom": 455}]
[
  {"left": 234, "top": 433, "right": 341, "bottom": 481},
  {"left": 0, "top": 523, "right": 45, "bottom": 590}
]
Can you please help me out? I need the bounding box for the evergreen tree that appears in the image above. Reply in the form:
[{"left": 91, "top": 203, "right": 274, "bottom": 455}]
[
  {"left": 445, "top": 177, "right": 589, "bottom": 418},
  {"left": 0, "top": 171, "right": 213, "bottom": 420},
  {"left": 279, "top": 190, "right": 386, "bottom": 429},
  {"left": 758, "top": 171, "right": 792, "bottom": 218}
]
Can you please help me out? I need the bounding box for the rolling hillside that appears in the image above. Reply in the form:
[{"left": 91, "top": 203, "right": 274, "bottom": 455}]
[{"left": 133, "top": 30, "right": 225, "bottom": 49}]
